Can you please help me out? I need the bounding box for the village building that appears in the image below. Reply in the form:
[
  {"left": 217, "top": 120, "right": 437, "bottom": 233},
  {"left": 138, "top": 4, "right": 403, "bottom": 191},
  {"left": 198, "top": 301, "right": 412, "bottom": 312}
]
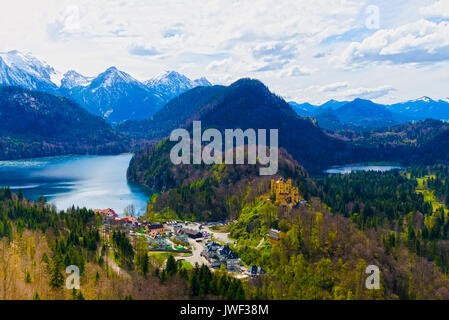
[
  {"left": 246, "top": 265, "right": 267, "bottom": 278},
  {"left": 203, "top": 242, "right": 242, "bottom": 271},
  {"left": 184, "top": 228, "right": 203, "bottom": 239},
  {"left": 270, "top": 178, "right": 301, "bottom": 206},
  {"left": 145, "top": 223, "right": 166, "bottom": 235},
  {"left": 268, "top": 229, "right": 281, "bottom": 244},
  {"left": 94, "top": 208, "right": 118, "bottom": 219}
]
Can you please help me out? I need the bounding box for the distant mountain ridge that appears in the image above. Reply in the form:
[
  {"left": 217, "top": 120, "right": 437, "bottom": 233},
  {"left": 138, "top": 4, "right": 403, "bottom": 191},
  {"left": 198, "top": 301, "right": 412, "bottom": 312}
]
[
  {"left": 386, "top": 97, "right": 449, "bottom": 121},
  {"left": 290, "top": 96, "right": 449, "bottom": 131},
  {"left": 314, "top": 98, "right": 401, "bottom": 131},
  {"left": 0, "top": 50, "right": 212, "bottom": 123}
]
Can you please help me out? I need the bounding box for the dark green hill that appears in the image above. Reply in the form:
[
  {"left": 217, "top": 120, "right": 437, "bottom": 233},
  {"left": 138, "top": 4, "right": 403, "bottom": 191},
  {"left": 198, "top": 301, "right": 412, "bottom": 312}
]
[
  {"left": 121, "top": 78, "right": 352, "bottom": 172},
  {"left": 0, "top": 86, "right": 128, "bottom": 159}
]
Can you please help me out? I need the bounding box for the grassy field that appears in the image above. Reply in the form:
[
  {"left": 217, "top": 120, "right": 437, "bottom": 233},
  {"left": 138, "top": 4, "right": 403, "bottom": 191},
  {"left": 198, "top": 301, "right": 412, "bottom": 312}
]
[
  {"left": 415, "top": 175, "right": 449, "bottom": 214},
  {"left": 148, "top": 252, "right": 179, "bottom": 264},
  {"left": 178, "top": 259, "right": 194, "bottom": 270}
]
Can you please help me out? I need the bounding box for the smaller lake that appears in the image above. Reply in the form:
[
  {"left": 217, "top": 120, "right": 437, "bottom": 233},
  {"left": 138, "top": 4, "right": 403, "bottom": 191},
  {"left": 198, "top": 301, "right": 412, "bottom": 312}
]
[
  {"left": 0, "top": 154, "right": 152, "bottom": 216},
  {"left": 324, "top": 165, "right": 403, "bottom": 174}
]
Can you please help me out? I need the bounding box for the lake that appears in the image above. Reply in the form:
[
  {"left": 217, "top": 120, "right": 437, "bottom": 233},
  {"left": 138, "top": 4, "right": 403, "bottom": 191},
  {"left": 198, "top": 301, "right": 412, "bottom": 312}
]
[
  {"left": 0, "top": 154, "right": 152, "bottom": 216},
  {"left": 324, "top": 165, "right": 403, "bottom": 174}
]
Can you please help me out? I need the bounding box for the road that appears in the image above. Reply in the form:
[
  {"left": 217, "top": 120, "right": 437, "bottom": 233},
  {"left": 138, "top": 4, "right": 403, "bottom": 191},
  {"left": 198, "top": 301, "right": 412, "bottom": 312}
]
[
  {"left": 175, "top": 238, "right": 209, "bottom": 267},
  {"left": 205, "top": 227, "right": 233, "bottom": 245}
]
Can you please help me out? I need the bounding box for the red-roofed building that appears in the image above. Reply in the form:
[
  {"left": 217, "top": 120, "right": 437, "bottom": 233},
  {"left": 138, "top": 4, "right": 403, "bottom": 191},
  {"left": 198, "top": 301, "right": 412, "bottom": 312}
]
[
  {"left": 94, "top": 208, "right": 118, "bottom": 219},
  {"left": 122, "top": 216, "right": 137, "bottom": 224}
]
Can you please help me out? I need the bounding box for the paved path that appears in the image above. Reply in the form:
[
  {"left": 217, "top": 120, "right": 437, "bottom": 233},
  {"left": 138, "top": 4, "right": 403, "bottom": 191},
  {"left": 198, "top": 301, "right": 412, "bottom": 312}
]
[
  {"left": 256, "top": 237, "right": 265, "bottom": 249},
  {"left": 175, "top": 238, "right": 208, "bottom": 267},
  {"left": 205, "top": 228, "right": 233, "bottom": 245}
]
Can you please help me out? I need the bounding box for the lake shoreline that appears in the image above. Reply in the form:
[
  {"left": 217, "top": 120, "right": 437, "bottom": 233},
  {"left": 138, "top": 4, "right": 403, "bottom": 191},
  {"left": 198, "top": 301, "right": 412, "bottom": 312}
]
[{"left": 0, "top": 154, "right": 152, "bottom": 216}]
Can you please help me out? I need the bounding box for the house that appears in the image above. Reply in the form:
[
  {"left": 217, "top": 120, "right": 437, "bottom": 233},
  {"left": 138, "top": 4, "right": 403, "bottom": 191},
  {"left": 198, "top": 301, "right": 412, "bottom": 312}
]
[
  {"left": 202, "top": 241, "right": 221, "bottom": 260},
  {"left": 184, "top": 228, "right": 203, "bottom": 239},
  {"left": 226, "top": 260, "right": 241, "bottom": 273},
  {"left": 145, "top": 223, "right": 166, "bottom": 235},
  {"left": 270, "top": 178, "right": 302, "bottom": 206},
  {"left": 247, "top": 265, "right": 267, "bottom": 278},
  {"left": 217, "top": 245, "right": 238, "bottom": 260},
  {"left": 268, "top": 229, "right": 281, "bottom": 243},
  {"left": 94, "top": 208, "right": 118, "bottom": 219},
  {"left": 210, "top": 260, "right": 222, "bottom": 268},
  {"left": 122, "top": 216, "right": 137, "bottom": 224}
]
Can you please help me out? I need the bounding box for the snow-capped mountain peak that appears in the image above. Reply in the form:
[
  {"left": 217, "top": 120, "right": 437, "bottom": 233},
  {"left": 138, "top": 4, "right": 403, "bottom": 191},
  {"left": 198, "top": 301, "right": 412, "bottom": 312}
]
[
  {"left": 412, "top": 96, "right": 433, "bottom": 103},
  {"left": 146, "top": 70, "right": 193, "bottom": 88},
  {"left": 90, "top": 66, "right": 140, "bottom": 90},
  {"left": 0, "top": 50, "right": 60, "bottom": 92},
  {"left": 145, "top": 70, "right": 211, "bottom": 101},
  {"left": 194, "top": 77, "right": 212, "bottom": 87},
  {"left": 60, "top": 70, "right": 93, "bottom": 89}
]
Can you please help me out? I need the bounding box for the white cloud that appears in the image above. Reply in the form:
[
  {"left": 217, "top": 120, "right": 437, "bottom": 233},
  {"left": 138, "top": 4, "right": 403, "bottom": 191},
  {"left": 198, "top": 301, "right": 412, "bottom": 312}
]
[
  {"left": 281, "top": 66, "right": 316, "bottom": 77},
  {"left": 128, "top": 43, "right": 161, "bottom": 56},
  {"left": 421, "top": 0, "right": 449, "bottom": 19},
  {"left": 334, "top": 19, "right": 449, "bottom": 67},
  {"left": 292, "top": 82, "right": 396, "bottom": 104},
  {"left": 319, "top": 81, "right": 349, "bottom": 92},
  {"left": 341, "top": 85, "right": 396, "bottom": 100},
  {"left": 1, "top": 0, "right": 449, "bottom": 104}
]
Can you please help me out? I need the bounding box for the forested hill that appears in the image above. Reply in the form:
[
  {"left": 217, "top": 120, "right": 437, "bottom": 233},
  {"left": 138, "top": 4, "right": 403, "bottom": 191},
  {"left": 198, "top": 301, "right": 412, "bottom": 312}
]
[
  {"left": 128, "top": 138, "right": 312, "bottom": 221},
  {"left": 128, "top": 139, "right": 449, "bottom": 299},
  {"left": 121, "top": 78, "right": 352, "bottom": 172},
  {"left": 0, "top": 188, "right": 245, "bottom": 300},
  {"left": 333, "top": 119, "right": 449, "bottom": 166},
  {"left": 0, "top": 86, "right": 129, "bottom": 159}
]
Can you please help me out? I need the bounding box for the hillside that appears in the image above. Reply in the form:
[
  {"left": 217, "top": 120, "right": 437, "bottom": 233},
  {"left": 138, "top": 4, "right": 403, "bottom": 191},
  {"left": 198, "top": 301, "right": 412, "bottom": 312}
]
[
  {"left": 129, "top": 138, "right": 449, "bottom": 299},
  {"left": 0, "top": 86, "right": 129, "bottom": 159},
  {"left": 0, "top": 188, "right": 244, "bottom": 300},
  {"left": 334, "top": 119, "right": 449, "bottom": 166},
  {"left": 122, "top": 78, "right": 352, "bottom": 172},
  {"left": 128, "top": 138, "right": 312, "bottom": 221}
]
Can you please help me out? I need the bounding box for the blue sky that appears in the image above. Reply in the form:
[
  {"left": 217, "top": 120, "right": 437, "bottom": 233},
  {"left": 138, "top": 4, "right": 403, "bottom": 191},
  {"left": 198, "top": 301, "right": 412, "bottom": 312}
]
[{"left": 1, "top": 0, "right": 449, "bottom": 104}]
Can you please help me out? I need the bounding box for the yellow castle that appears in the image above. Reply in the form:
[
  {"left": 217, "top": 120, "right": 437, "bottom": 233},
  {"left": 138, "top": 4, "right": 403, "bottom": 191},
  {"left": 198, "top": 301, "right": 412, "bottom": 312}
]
[{"left": 271, "top": 178, "right": 301, "bottom": 206}]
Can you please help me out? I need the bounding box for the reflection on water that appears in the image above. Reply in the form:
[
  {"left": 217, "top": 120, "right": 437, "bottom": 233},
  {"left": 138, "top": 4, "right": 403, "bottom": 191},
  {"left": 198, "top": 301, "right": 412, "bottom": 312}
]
[
  {"left": 0, "top": 154, "right": 152, "bottom": 216},
  {"left": 324, "top": 165, "right": 403, "bottom": 174}
]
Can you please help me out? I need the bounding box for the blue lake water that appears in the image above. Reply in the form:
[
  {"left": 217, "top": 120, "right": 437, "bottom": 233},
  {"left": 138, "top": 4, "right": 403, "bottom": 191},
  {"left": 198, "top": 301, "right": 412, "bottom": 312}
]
[
  {"left": 0, "top": 154, "right": 152, "bottom": 216},
  {"left": 324, "top": 165, "right": 403, "bottom": 174}
]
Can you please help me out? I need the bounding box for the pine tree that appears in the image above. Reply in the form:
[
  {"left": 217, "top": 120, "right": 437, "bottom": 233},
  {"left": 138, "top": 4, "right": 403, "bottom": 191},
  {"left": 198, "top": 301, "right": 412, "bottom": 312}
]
[
  {"left": 25, "top": 269, "right": 32, "bottom": 283},
  {"left": 17, "top": 189, "right": 24, "bottom": 201},
  {"left": 166, "top": 255, "right": 178, "bottom": 276},
  {"left": 49, "top": 261, "right": 64, "bottom": 289}
]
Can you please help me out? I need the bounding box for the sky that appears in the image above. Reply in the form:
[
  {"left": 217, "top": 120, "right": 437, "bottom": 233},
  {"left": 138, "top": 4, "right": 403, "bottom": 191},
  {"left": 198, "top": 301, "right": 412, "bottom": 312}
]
[{"left": 1, "top": 0, "right": 449, "bottom": 104}]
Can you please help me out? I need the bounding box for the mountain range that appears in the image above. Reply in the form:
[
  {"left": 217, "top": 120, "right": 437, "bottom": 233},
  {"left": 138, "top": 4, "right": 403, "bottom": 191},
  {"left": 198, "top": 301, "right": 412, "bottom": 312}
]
[
  {"left": 290, "top": 96, "right": 449, "bottom": 131},
  {"left": 0, "top": 50, "right": 211, "bottom": 123}
]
